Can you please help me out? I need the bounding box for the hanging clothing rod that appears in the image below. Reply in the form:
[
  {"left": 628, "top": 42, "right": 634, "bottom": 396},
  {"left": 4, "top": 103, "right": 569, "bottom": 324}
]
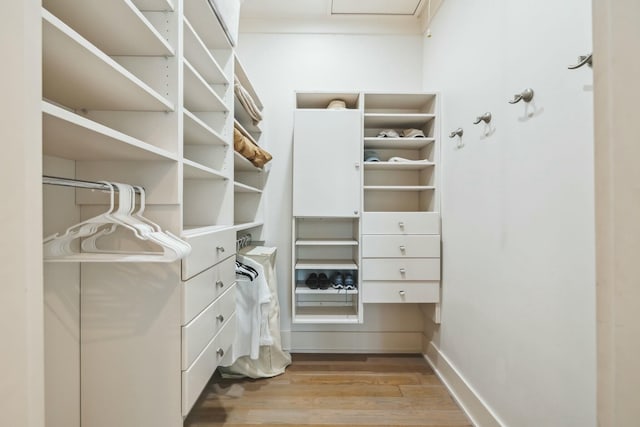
[{"left": 43, "top": 176, "right": 145, "bottom": 194}]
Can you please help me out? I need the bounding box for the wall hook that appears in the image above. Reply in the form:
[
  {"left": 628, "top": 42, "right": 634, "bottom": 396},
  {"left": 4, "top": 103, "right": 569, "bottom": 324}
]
[
  {"left": 568, "top": 53, "right": 592, "bottom": 69},
  {"left": 449, "top": 128, "right": 464, "bottom": 138},
  {"left": 473, "top": 112, "right": 492, "bottom": 124},
  {"left": 509, "top": 88, "right": 534, "bottom": 104}
]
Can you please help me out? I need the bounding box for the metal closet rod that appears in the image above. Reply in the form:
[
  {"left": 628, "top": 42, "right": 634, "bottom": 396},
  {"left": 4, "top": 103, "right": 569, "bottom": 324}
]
[{"left": 42, "top": 175, "right": 145, "bottom": 194}]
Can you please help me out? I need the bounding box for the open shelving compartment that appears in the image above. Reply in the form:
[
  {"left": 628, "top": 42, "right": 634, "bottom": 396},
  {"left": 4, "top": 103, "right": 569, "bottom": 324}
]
[{"left": 292, "top": 217, "right": 363, "bottom": 324}]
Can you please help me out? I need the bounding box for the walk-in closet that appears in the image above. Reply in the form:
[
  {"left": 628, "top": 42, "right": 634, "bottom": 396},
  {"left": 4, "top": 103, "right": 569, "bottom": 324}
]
[{"left": 3, "top": 0, "right": 640, "bottom": 426}]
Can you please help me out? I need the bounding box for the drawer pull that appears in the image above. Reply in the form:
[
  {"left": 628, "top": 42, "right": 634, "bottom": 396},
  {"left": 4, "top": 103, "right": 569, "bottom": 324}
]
[
  {"left": 216, "top": 246, "right": 225, "bottom": 253},
  {"left": 399, "top": 245, "right": 406, "bottom": 252},
  {"left": 399, "top": 268, "right": 406, "bottom": 274},
  {"left": 216, "top": 314, "right": 224, "bottom": 323},
  {"left": 399, "top": 290, "right": 406, "bottom": 296},
  {"left": 398, "top": 221, "right": 405, "bottom": 229},
  {"left": 216, "top": 348, "right": 224, "bottom": 357},
  {"left": 215, "top": 280, "right": 224, "bottom": 288}
]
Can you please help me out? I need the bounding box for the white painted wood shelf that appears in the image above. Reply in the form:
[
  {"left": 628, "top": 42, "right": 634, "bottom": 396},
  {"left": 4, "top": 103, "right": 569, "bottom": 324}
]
[
  {"left": 42, "top": 10, "right": 174, "bottom": 112},
  {"left": 295, "top": 284, "right": 359, "bottom": 295},
  {"left": 183, "top": 60, "right": 227, "bottom": 112},
  {"left": 233, "top": 182, "right": 262, "bottom": 193},
  {"left": 233, "top": 151, "right": 262, "bottom": 172},
  {"left": 43, "top": 101, "right": 177, "bottom": 161},
  {"left": 293, "top": 306, "right": 360, "bottom": 324},
  {"left": 363, "top": 161, "right": 435, "bottom": 171},
  {"left": 183, "top": 18, "right": 228, "bottom": 85},
  {"left": 296, "top": 239, "right": 358, "bottom": 246},
  {"left": 295, "top": 259, "right": 358, "bottom": 270},
  {"left": 131, "top": 0, "right": 174, "bottom": 11},
  {"left": 183, "top": 0, "right": 231, "bottom": 49},
  {"left": 364, "top": 186, "right": 436, "bottom": 191},
  {"left": 183, "top": 110, "right": 227, "bottom": 146},
  {"left": 183, "top": 159, "right": 227, "bottom": 180},
  {"left": 364, "top": 113, "right": 435, "bottom": 129},
  {"left": 43, "top": 0, "right": 174, "bottom": 56},
  {"left": 363, "top": 137, "right": 435, "bottom": 149},
  {"left": 234, "top": 56, "right": 264, "bottom": 111},
  {"left": 233, "top": 222, "right": 264, "bottom": 232}
]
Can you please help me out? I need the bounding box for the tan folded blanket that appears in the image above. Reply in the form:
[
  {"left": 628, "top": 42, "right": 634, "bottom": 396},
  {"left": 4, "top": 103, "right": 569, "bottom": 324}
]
[
  {"left": 234, "top": 128, "right": 272, "bottom": 168},
  {"left": 234, "top": 77, "right": 263, "bottom": 125}
]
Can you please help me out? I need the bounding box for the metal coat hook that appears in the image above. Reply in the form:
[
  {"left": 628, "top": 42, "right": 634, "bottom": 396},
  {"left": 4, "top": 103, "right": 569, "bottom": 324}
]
[
  {"left": 473, "top": 112, "right": 492, "bottom": 125},
  {"left": 568, "top": 53, "right": 592, "bottom": 69},
  {"left": 449, "top": 128, "right": 464, "bottom": 138},
  {"left": 509, "top": 88, "right": 534, "bottom": 104}
]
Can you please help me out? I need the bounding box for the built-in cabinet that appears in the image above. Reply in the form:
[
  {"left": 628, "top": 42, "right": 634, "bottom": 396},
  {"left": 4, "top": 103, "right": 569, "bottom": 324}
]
[
  {"left": 292, "top": 92, "right": 441, "bottom": 324},
  {"left": 42, "top": 0, "right": 266, "bottom": 425}
]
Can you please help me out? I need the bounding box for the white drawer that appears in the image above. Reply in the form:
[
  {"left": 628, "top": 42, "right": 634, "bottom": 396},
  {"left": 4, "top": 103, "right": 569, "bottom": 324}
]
[
  {"left": 363, "top": 281, "right": 440, "bottom": 303},
  {"left": 182, "top": 312, "right": 236, "bottom": 417},
  {"left": 181, "top": 227, "right": 236, "bottom": 280},
  {"left": 362, "top": 235, "right": 440, "bottom": 258},
  {"left": 363, "top": 212, "right": 440, "bottom": 235},
  {"left": 182, "top": 284, "right": 236, "bottom": 370},
  {"left": 181, "top": 256, "right": 236, "bottom": 325},
  {"left": 362, "top": 258, "right": 440, "bottom": 281}
]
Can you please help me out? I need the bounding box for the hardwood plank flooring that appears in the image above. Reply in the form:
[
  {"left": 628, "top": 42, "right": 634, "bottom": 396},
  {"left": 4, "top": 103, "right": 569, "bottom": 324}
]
[{"left": 185, "top": 354, "right": 471, "bottom": 427}]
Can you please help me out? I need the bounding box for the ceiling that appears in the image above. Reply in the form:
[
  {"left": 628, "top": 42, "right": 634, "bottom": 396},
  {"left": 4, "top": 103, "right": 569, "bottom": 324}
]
[{"left": 240, "top": 0, "right": 429, "bottom": 19}]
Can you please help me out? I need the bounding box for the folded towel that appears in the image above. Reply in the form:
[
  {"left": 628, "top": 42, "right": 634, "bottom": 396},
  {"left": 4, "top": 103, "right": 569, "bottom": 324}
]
[{"left": 234, "top": 77, "right": 263, "bottom": 125}]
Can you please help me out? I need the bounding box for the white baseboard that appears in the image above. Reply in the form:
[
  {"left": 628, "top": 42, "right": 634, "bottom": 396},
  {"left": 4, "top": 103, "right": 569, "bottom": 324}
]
[
  {"left": 282, "top": 331, "right": 422, "bottom": 353},
  {"left": 423, "top": 339, "right": 505, "bottom": 427}
]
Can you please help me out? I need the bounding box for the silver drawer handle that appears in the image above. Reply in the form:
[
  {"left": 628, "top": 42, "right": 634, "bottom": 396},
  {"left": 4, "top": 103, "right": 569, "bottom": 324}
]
[
  {"left": 215, "top": 280, "right": 224, "bottom": 288},
  {"left": 399, "top": 290, "right": 406, "bottom": 296},
  {"left": 399, "top": 268, "right": 406, "bottom": 274},
  {"left": 216, "top": 246, "right": 225, "bottom": 253},
  {"left": 216, "top": 348, "right": 224, "bottom": 357},
  {"left": 216, "top": 314, "right": 224, "bottom": 323},
  {"left": 398, "top": 221, "right": 405, "bottom": 229},
  {"left": 399, "top": 245, "right": 406, "bottom": 252}
]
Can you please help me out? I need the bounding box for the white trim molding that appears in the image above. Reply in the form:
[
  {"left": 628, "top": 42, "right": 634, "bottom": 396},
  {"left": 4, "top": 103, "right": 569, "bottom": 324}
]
[
  {"left": 423, "top": 340, "right": 505, "bottom": 427},
  {"left": 287, "top": 331, "right": 423, "bottom": 353}
]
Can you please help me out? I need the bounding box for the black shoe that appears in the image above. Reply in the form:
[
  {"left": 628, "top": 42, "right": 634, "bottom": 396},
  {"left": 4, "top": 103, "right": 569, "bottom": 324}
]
[
  {"left": 305, "top": 272, "right": 319, "bottom": 289},
  {"left": 318, "top": 273, "right": 330, "bottom": 290}
]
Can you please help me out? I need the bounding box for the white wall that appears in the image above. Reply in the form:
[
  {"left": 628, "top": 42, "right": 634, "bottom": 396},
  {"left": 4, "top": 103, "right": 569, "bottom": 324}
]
[
  {"left": 236, "top": 30, "right": 427, "bottom": 349},
  {"left": 422, "top": 1, "right": 595, "bottom": 426}
]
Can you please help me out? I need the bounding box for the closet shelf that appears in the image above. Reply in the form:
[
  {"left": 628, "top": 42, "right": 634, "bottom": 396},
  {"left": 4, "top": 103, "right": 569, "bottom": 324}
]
[
  {"left": 363, "top": 137, "right": 435, "bottom": 149},
  {"left": 183, "top": 159, "right": 227, "bottom": 180},
  {"left": 183, "top": 110, "right": 228, "bottom": 147},
  {"left": 364, "top": 185, "right": 436, "bottom": 191},
  {"left": 364, "top": 161, "right": 435, "bottom": 171},
  {"left": 183, "top": 0, "right": 231, "bottom": 49},
  {"left": 233, "top": 182, "right": 262, "bottom": 193},
  {"left": 293, "top": 306, "right": 360, "bottom": 324},
  {"left": 295, "top": 284, "right": 359, "bottom": 295},
  {"left": 364, "top": 113, "right": 435, "bottom": 129},
  {"left": 43, "top": 10, "right": 174, "bottom": 112},
  {"left": 234, "top": 94, "right": 262, "bottom": 136},
  {"left": 233, "top": 222, "right": 264, "bottom": 232},
  {"left": 295, "top": 259, "right": 358, "bottom": 270},
  {"left": 233, "top": 151, "right": 262, "bottom": 172},
  {"left": 43, "top": 101, "right": 178, "bottom": 161},
  {"left": 183, "top": 18, "right": 228, "bottom": 85},
  {"left": 131, "top": 0, "right": 174, "bottom": 11},
  {"left": 183, "top": 60, "right": 228, "bottom": 113},
  {"left": 181, "top": 224, "right": 231, "bottom": 239},
  {"left": 295, "top": 238, "right": 358, "bottom": 246},
  {"left": 234, "top": 55, "right": 264, "bottom": 111},
  {"left": 363, "top": 93, "right": 436, "bottom": 113},
  {"left": 43, "top": 0, "right": 174, "bottom": 56}
]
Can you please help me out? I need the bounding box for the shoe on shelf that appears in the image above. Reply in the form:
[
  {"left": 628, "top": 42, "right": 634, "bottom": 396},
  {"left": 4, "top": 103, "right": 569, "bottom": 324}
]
[
  {"left": 331, "top": 272, "right": 344, "bottom": 289},
  {"left": 318, "top": 273, "right": 330, "bottom": 290},
  {"left": 305, "top": 272, "right": 319, "bottom": 289},
  {"left": 344, "top": 273, "right": 356, "bottom": 290}
]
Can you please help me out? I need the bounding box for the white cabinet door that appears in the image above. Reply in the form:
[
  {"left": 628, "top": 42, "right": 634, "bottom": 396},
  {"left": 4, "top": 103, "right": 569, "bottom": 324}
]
[{"left": 293, "top": 109, "right": 361, "bottom": 217}]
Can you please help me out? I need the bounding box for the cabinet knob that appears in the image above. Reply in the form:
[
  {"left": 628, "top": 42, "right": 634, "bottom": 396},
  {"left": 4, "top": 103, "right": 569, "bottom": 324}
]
[
  {"left": 399, "top": 268, "right": 406, "bottom": 274},
  {"left": 354, "top": 210, "right": 358, "bottom": 215},
  {"left": 215, "top": 280, "right": 224, "bottom": 288},
  {"left": 216, "top": 246, "right": 225, "bottom": 253},
  {"left": 399, "top": 290, "right": 406, "bottom": 296},
  {"left": 398, "top": 221, "right": 405, "bottom": 229},
  {"left": 399, "top": 245, "right": 406, "bottom": 252},
  {"left": 355, "top": 162, "right": 360, "bottom": 169},
  {"left": 216, "top": 348, "right": 225, "bottom": 357},
  {"left": 216, "top": 314, "right": 224, "bottom": 323}
]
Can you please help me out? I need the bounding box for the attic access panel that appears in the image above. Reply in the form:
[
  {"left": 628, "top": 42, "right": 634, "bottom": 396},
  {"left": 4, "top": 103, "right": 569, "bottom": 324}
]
[{"left": 331, "top": 0, "right": 423, "bottom": 15}]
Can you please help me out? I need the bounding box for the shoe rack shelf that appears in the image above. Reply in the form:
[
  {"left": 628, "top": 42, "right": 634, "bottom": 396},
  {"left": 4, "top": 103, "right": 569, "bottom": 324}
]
[{"left": 295, "top": 285, "right": 359, "bottom": 295}]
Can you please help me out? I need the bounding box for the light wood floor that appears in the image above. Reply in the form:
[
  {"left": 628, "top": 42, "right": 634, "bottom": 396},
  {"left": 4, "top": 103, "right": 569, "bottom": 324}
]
[{"left": 185, "top": 353, "right": 472, "bottom": 427}]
